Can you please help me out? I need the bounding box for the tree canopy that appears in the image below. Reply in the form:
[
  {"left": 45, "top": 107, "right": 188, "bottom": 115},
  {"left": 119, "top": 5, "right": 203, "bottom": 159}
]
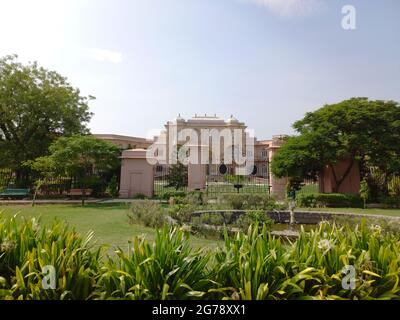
[
  {"left": 271, "top": 98, "right": 400, "bottom": 192},
  {"left": 0, "top": 55, "right": 93, "bottom": 184},
  {"left": 27, "top": 135, "right": 120, "bottom": 179}
]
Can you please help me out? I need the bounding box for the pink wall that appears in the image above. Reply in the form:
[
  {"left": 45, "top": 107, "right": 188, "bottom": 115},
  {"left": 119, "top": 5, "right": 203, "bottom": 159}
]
[{"left": 119, "top": 149, "right": 154, "bottom": 198}]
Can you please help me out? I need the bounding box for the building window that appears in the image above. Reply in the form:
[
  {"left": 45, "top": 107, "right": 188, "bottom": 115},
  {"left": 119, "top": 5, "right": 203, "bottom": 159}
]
[
  {"left": 261, "top": 165, "right": 268, "bottom": 177},
  {"left": 261, "top": 149, "right": 268, "bottom": 159}
]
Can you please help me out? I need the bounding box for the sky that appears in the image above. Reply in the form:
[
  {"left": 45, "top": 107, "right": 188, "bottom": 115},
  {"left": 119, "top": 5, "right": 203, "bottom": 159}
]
[{"left": 0, "top": 0, "right": 399, "bottom": 140}]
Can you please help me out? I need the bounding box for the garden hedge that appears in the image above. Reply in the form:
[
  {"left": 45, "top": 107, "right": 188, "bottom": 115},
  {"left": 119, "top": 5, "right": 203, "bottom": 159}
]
[{"left": 296, "top": 193, "right": 363, "bottom": 208}]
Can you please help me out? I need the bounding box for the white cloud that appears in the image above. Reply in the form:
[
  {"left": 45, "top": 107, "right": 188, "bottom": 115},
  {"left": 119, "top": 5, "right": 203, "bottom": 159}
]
[
  {"left": 240, "top": 0, "right": 325, "bottom": 17},
  {"left": 88, "top": 48, "right": 123, "bottom": 64}
]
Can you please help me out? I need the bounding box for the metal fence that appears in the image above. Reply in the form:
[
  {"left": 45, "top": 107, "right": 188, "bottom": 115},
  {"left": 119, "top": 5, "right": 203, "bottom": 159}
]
[
  {"left": 153, "top": 165, "right": 187, "bottom": 198},
  {"left": 296, "top": 179, "right": 319, "bottom": 196},
  {"left": 0, "top": 167, "right": 118, "bottom": 197},
  {"left": 0, "top": 168, "right": 14, "bottom": 190},
  {"left": 206, "top": 165, "right": 270, "bottom": 196}
]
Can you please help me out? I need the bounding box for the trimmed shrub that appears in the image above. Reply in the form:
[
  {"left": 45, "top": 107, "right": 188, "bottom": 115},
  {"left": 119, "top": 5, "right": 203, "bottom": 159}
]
[{"left": 296, "top": 193, "right": 363, "bottom": 208}]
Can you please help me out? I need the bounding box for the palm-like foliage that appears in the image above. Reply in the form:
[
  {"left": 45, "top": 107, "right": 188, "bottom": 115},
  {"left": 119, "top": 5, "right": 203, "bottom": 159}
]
[
  {"left": 210, "top": 222, "right": 400, "bottom": 300},
  {"left": 0, "top": 214, "right": 101, "bottom": 300},
  {"left": 1, "top": 213, "right": 399, "bottom": 300},
  {"left": 96, "top": 226, "right": 211, "bottom": 300}
]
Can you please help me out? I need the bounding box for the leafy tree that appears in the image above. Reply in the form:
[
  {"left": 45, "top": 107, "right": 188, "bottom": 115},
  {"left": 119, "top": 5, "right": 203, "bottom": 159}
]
[
  {"left": 167, "top": 163, "right": 188, "bottom": 190},
  {"left": 286, "top": 177, "right": 305, "bottom": 199},
  {"left": 26, "top": 135, "right": 120, "bottom": 204},
  {"left": 105, "top": 176, "right": 120, "bottom": 198},
  {"left": 271, "top": 98, "right": 400, "bottom": 192},
  {"left": 0, "top": 55, "right": 93, "bottom": 186}
]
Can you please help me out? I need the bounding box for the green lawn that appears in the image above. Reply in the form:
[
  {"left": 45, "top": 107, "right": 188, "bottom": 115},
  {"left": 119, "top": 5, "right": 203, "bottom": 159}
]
[
  {"left": 296, "top": 207, "right": 400, "bottom": 217},
  {"left": 2, "top": 203, "right": 398, "bottom": 254},
  {"left": 0, "top": 204, "right": 220, "bottom": 251}
]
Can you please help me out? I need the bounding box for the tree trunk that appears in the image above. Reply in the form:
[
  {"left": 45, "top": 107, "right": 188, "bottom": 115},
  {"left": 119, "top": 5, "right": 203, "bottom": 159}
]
[{"left": 329, "top": 159, "right": 355, "bottom": 193}]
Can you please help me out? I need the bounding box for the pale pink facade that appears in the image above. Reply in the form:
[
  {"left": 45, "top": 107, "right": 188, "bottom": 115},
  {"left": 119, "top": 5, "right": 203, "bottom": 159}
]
[
  {"left": 96, "top": 115, "right": 290, "bottom": 199},
  {"left": 95, "top": 115, "right": 360, "bottom": 199},
  {"left": 119, "top": 149, "right": 154, "bottom": 198}
]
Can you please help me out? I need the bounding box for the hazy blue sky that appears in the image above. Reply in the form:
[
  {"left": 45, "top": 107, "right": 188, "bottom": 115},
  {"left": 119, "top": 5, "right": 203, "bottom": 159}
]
[{"left": 0, "top": 0, "right": 399, "bottom": 139}]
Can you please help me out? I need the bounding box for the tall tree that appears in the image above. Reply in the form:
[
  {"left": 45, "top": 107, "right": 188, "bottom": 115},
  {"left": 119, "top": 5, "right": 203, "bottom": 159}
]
[
  {"left": 26, "top": 135, "right": 120, "bottom": 204},
  {"left": 271, "top": 98, "right": 400, "bottom": 192},
  {"left": 0, "top": 55, "right": 93, "bottom": 185},
  {"left": 27, "top": 135, "right": 120, "bottom": 177}
]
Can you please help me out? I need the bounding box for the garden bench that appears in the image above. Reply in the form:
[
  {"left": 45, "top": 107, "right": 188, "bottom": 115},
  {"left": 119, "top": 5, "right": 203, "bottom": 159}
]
[
  {"left": 67, "top": 189, "right": 93, "bottom": 197},
  {"left": 0, "top": 188, "right": 30, "bottom": 199}
]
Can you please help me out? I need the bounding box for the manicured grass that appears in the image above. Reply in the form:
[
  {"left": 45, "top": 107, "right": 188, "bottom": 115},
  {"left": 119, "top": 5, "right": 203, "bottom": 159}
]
[
  {"left": 0, "top": 204, "right": 220, "bottom": 251},
  {"left": 297, "top": 207, "right": 400, "bottom": 217},
  {"left": 297, "top": 184, "right": 319, "bottom": 195}
]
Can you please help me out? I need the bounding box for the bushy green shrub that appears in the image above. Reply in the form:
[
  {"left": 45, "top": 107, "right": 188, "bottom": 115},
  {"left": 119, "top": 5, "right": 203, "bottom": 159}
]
[
  {"left": 296, "top": 193, "right": 363, "bottom": 208},
  {"left": 159, "top": 190, "right": 187, "bottom": 201},
  {"left": 105, "top": 176, "right": 119, "bottom": 198},
  {"left": 235, "top": 210, "right": 274, "bottom": 230},
  {"left": 79, "top": 175, "right": 103, "bottom": 197},
  {"left": 183, "top": 191, "right": 208, "bottom": 206},
  {"left": 379, "top": 196, "right": 400, "bottom": 208},
  {"left": 128, "top": 200, "right": 166, "bottom": 228},
  {"left": 224, "top": 194, "right": 282, "bottom": 210},
  {"left": 167, "top": 204, "right": 198, "bottom": 224}
]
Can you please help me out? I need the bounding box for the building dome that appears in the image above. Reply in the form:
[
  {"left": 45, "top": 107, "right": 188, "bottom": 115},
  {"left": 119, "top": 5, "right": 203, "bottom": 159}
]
[
  {"left": 174, "top": 114, "right": 185, "bottom": 123},
  {"left": 226, "top": 115, "right": 239, "bottom": 124}
]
